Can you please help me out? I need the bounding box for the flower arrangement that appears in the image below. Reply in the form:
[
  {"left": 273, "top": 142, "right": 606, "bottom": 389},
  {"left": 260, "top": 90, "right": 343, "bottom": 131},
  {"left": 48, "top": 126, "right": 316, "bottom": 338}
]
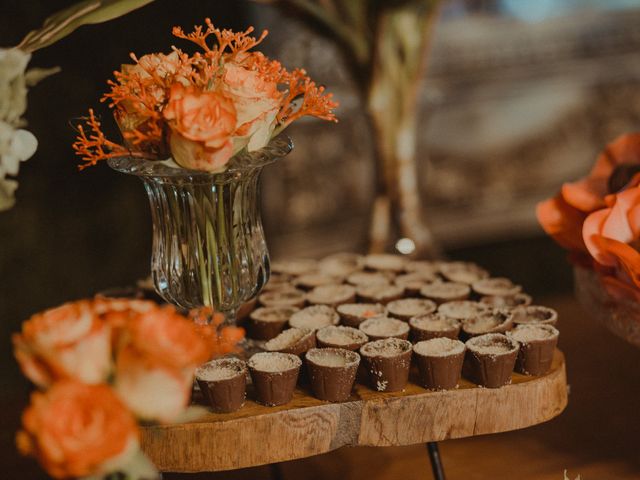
[
  {"left": 537, "top": 133, "right": 640, "bottom": 301},
  {"left": 13, "top": 296, "right": 243, "bottom": 479},
  {"left": 73, "top": 18, "right": 338, "bottom": 172}
]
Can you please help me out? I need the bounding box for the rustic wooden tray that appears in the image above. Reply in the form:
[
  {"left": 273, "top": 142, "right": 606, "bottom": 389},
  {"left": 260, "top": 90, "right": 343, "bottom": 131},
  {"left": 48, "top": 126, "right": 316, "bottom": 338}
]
[{"left": 141, "top": 350, "right": 568, "bottom": 473}]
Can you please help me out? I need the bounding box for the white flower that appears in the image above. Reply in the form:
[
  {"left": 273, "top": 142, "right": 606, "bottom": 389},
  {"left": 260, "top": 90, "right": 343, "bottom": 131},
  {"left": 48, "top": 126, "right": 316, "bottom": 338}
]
[
  {"left": 0, "top": 47, "right": 56, "bottom": 211},
  {"left": 0, "top": 48, "right": 31, "bottom": 127}
]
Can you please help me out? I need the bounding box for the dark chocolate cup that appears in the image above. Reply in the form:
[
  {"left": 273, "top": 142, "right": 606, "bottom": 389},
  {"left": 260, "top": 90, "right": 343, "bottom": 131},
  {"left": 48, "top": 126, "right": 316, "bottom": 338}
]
[
  {"left": 264, "top": 328, "right": 317, "bottom": 357},
  {"left": 336, "top": 303, "right": 386, "bottom": 328},
  {"left": 420, "top": 282, "right": 471, "bottom": 304},
  {"left": 508, "top": 325, "right": 559, "bottom": 375},
  {"left": 248, "top": 353, "right": 301, "bottom": 406},
  {"left": 512, "top": 305, "right": 558, "bottom": 326},
  {"left": 195, "top": 358, "right": 247, "bottom": 413},
  {"left": 413, "top": 340, "right": 466, "bottom": 390},
  {"left": 409, "top": 314, "right": 461, "bottom": 342},
  {"left": 306, "top": 284, "right": 357, "bottom": 307},
  {"left": 248, "top": 306, "right": 299, "bottom": 340},
  {"left": 306, "top": 348, "right": 360, "bottom": 402},
  {"left": 258, "top": 289, "right": 307, "bottom": 308},
  {"left": 359, "top": 317, "right": 410, "bottom": 342},
  {"left": 360, "top": 338, "right": 413, "bottom": 392},
  {"left": 316, "top": 326, "right": 369, "bottom": 351},
  {"left": 463, "top": 333, "right": 519, "bottom": 388},
  {"left": 386, "top": 298, "right": 437, "bottom": 322},
  {"left": 460, "top": 309, "right": 514, "bottom": 339},
  {"left": 356, "top": 284, "right": 405, "bottom": 305}
]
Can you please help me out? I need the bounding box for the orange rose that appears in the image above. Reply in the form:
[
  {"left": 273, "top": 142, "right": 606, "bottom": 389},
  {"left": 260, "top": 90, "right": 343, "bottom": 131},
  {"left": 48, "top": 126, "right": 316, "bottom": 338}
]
[
  {"left": 17, "top": 381, "right": 139, "bottom": 479},
  {"left": 13, "top": 300, "right": 111, "bottom": 388},
  {"left": 114, "top": 347, "right": 193, "bottom": 423},
  {"left": 562, "top": 133, "right": 640, "bottom": 212},
  {"left": 163, "top": 83, "right": 237, "bottom": 171},
  {"left": 222, "top": 59, "right": 282, "bottom": 152},
  {"left": 114, "top": 306, "right": 211, "bottom": 422},
  {"left": 581, "top": 186, "right": 640, "bottom": 290},
  {"left": 536, "top": 194, "right": 588, "bottom": 252},
  {"left": 583, "top": 187, "right": 640, "bottom": 267},
  {"left": 124, "top": 305, "right": 211, "bottom": 370},
  {"left": 92, "top": 296, "right": 158, "bottom": 349}
]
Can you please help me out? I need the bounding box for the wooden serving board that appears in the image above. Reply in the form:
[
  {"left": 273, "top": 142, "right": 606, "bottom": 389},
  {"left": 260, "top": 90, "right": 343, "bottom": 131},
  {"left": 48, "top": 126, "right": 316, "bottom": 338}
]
[{"left": 141, "top": 350, "right": 568, "bottom": 473}]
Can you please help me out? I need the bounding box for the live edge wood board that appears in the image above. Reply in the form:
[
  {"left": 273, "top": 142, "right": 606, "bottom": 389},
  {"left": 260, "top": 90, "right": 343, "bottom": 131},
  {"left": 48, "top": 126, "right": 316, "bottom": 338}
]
[{"left": 142, "top": 350, "right": 568, "bottom": 472}]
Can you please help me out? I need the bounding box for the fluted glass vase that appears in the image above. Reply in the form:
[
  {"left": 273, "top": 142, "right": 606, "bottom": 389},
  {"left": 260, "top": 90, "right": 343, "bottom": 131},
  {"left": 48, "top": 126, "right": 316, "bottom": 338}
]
[{"left": 108, "top": 137, "right": 293, "bottom": 322}]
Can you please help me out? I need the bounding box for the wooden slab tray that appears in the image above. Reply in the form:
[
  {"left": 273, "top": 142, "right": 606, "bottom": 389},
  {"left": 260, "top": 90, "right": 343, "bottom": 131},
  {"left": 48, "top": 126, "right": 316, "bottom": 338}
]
[{"left": 142, "top": 350, "right": 568, "bottom": 473}]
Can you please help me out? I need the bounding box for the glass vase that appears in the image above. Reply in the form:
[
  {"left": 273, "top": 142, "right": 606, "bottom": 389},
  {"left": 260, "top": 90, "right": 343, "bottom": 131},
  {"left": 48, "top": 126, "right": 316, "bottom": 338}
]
[{"left": 108, "top": 137, "right": 293, "bottom": 321}]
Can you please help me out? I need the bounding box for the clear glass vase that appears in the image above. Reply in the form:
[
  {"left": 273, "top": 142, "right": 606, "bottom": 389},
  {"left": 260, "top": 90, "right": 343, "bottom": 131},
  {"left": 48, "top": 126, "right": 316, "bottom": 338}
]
[{"left": 108, "top": 137, "right": 293, "bottom": 321}]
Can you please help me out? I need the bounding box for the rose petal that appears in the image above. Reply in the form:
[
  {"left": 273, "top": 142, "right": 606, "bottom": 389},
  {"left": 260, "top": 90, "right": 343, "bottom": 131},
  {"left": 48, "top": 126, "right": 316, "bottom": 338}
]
[{"left": 536, "top": 194, "right": 587, "bottom": 252}]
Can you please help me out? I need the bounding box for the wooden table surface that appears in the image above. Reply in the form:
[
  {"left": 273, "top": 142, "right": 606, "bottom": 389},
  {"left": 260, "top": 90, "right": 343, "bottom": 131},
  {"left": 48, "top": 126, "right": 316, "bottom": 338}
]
[{"left": 143, "top": 350, "right": 567, "bottom": 473}]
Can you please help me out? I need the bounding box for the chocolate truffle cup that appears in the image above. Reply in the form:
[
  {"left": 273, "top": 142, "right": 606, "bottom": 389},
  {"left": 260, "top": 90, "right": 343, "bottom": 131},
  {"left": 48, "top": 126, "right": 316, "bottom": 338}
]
[
  {"left": 420, "top": 282, "right": 471, "bottom": 304},
  {"left": 364, "top": 253, "right": 407, "bottom": 273},
  {"left": 316, "top": 325, "right": 369, "bottom": 351},
  {"left": 461, "top": 309, "right": 515, "bottom": 339},
  {"left": 248, "top": 352, "right": 302, "bottom": 406},
  {"left": 437, "top": 300, "right": 488, "bottom": 321},
  {"left": 463, "top": 333, "right": 519, "bottom": 388},
  {"left": 360, "top": 338, "right": 413, "bottom": 392},
  {"left": 359, "top": 317, "right": 410, "bottom": 341},
  {"left": 439, "top": 261, "right": 489, "bottom": 285},
  {"left": 480, "top": 293, "right": 532, "bottom": 308},
  {"left": 289, "top": 305, "right": 340, "bottom": 331},
  {"left": 413, "top": 338, "right": 466, "bottom": 390},
  {"left": 294, "top": 273, "right": 344, "bottom": 291},
  {"left": 409, "top": 313, "right": 462, "bottom": 342},
  {"left": 319, "top": 252, "right": 365, "bottom": 277},
  {"left": 508, "top": 324, "right": 559, "bottom": 375},
  {"left": 512, "top": 305, "right": 558, "bottom": 326},
  {"left": 196, "top": 358, "right": 247, "bottom": 413},
  {"left": 263, "top": 328, "right": 317, "bottom": 357},
  {"left": 248, "top": 306, "right": 300, "bottom": 340},
  {"left": 306, "top": 284, "right": 357, "bottom": 307},
  {"left": 336, "top": 303, "right": 386, "bottom": 328},
  {"left": 356, "top": 284, "right": 405, "bottom": 305},
  {"left": 258, "top": 289, "right": 307, "bottom": 308},
  {"left": 306, "top": 348, "right": 360, "bottom": 402},
  {"left": 386, "top": 298, "right": 437, "bottom": 322},
  {"left": 471, "top": 277, "right": 522, "bottom": 297}
]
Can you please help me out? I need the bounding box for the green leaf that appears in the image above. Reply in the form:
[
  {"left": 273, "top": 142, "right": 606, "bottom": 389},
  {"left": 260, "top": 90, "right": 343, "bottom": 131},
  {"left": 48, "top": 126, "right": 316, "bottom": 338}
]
[{"left": 18, "top": 0, "right": 156, "bottom": 53}]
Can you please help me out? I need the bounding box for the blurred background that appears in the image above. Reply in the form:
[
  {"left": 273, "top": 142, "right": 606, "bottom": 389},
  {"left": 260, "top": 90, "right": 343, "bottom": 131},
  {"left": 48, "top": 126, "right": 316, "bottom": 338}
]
[{"left": 1, "top": 0, "right": 640, "bottom": 478}]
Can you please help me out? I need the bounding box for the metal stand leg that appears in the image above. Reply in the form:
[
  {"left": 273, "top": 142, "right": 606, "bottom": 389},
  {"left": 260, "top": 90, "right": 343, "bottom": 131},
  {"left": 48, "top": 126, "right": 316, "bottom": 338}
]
[
  {"left": 426, "top": 442, "right": 446, "bottom": 480},
  {"left": 269, "top": 462, "right": 284, "bottom": 480}
]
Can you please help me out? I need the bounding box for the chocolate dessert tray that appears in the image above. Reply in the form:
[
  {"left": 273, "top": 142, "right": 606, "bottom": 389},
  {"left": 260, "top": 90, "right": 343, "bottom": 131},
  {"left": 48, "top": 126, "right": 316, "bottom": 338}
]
[
  {"left": 141, "top": 351, "right": 566, "bottom": 472},
  {"left": 139, "top": 254, "right": 569, "bottom": 473}
]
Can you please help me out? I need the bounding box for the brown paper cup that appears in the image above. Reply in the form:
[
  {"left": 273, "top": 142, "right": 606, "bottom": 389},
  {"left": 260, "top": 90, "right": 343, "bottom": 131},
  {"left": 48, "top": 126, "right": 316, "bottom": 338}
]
[
  {"left": 248, "top": 352, "right": 301, "bottom": 406},
  {"left": 360, "top": 338, "right": 413, "bottom": 392},
  {"left": 306, "top": 348, "right": 360, "bottom": 402},
  {"left": 463, "top": 333, "right": 519, "bottom": 388},
  {"left": 195, "top": 358, "right": 247, "bottom": 413}
]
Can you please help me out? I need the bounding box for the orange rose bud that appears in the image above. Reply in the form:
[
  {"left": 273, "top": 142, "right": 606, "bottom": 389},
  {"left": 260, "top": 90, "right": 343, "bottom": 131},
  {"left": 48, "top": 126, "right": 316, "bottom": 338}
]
[
  {"left": 163, "top": 83, "right": 237, "bottom": 171},
  {"left": 17, "top": 381, "right": 139, "bottom": 479}
]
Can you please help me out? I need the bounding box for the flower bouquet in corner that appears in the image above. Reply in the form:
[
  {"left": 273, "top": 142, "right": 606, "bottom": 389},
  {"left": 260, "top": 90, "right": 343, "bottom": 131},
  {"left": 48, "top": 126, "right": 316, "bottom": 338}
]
[
  {"left": 14, "top": 297, "right": 244, "bottom": 479},
  {"left": 538, "top": 133, "right": 640, "bottom": 347}
]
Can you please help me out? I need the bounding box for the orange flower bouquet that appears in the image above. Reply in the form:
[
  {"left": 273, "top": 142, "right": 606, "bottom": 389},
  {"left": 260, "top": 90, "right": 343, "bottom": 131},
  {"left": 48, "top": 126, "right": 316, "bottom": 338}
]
[
  {"left": 537, "top": 133, "right": 640, "bottom": 346},
  {"left": 14, "top": 297, "right": 244, "bottom": 479},
  {"left": 73, "top": 18, "right": 337, "bottom": 172},
  {"left": 70, "top": 19, "right": 338, "bottom": 317}
]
